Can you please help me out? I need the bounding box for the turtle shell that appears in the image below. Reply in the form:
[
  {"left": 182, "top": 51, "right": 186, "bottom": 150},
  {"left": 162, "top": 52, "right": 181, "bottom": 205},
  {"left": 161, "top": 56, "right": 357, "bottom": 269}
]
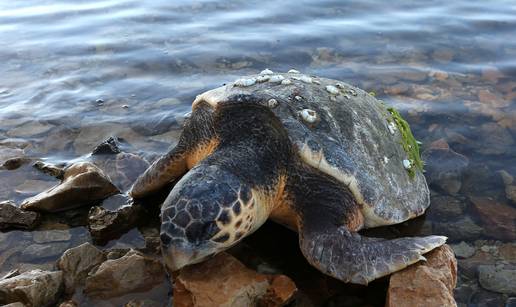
[{"left": 193, "top": 72, "right": 429, "bottom": 227}]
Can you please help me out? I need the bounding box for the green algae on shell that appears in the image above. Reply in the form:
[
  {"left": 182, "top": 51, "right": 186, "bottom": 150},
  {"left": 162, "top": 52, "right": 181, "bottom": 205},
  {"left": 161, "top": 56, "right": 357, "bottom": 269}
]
[{"left": 386, "top": 106, "right": 424, "bottom": 178}]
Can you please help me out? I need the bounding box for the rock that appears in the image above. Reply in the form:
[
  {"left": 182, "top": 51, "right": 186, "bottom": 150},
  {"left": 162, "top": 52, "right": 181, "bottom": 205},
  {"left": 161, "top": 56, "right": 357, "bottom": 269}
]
[
  {"left": 0, "top": 269, "right": 63, "bottom": 307},
  {"left": 499, "top": 243, "right": 516, "bottom": 262},
  {"left": 0, "top": 147, "right": 25, "bottom": 166},
  {"left": 21, "top": 162, "right": 119, "bottom": 212},
  {"left": 88, "top": 200, "right": 143, "bottom": 243},
  {"left": 58, "top": 300, "right": 78, "bottom": 307},
  {"left": 20, "top": 242, "right": 70, "bottom": 261},
  {"left": 506, "top": 297, "right": 516, "bottom": 307},
  {"left": 1, "top": 157, "right": 31, "bottom": 170},
  {"left": 433, "top": 216, "right": 483, "bottom": 241},
  {"left": 429, "top": 69, "right": 449, "bottom": 81},
  {"left": 478, "top": 89, "right": 509, "bottom": 109},
  {"left": 33, "top": 230, "right": 71, "bottom": 243},
  {"left": 15, "top": 180, "right": 57, "bottom": 195},
  {"left": 478, "top": 264, "right": 516, "bottom": 294},
  {"left": 33, "top": 161, "right": 64, "bottom": 179},
  {"left": 428, "top": 195, "right": 466, "bottom": 220},
  {"left": 386, "top": 245, "right": 457, "bottom": 307},
  {"left": 470, "top": 197, "right": 516, "bottom": 241},
  {"left": 476, "top": 122, "right": 514, "bottom": 155},
  {"left": 0, "top": 201, "right": 40, "bottom": 230},
  {"left": 124, "top": 299, "right": 162, "bottom": 307},
  {"left": 92, "top": 153, "right": 149, "bottom": 192},
  {"left": 499, "top": 170, "right": 516, "bottom": 203},
  {"left": 432, "top": 49, "right": 454, "bottom": 63},
  {"left": 423, "top": 140, "right": 468, "bottom": 194},
  {"left": 451, "top": 241, "right": 476, "bottom": 259},
  {"left": 482, "top": 66, "right": 505, "bottom": 83},
  {"left": 91, "top": 137, "right": 122, "bottom": 155},
  {"left": 84, "top": 249, "right": 164, "bottom": 298},
  {"left": 174, "top": 252, "right": 297, "bottom": 307},
  {"left": 56, "top": 243, "right": 106, "bottom": 294}
]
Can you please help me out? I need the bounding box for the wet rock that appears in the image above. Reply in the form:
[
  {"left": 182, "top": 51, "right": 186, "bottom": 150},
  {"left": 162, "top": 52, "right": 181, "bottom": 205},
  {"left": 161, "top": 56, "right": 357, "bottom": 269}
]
[
  {"left": 478, "top": 89, "right": 509, "bottom": 109},
  {"left": 15, "top": 180, "right": 57, "bottom": 195},
  {"left": 20, "top": 242, "right": 70, "bottom": 261},
  {"left": 429, "top": 69, "right": 449, "bottom": 81},
  {"left": 428, "top": 194, "right": 467, "bottom": 220},
  {"left": 33, "top": 230, "right": 71, "bottom": 243},
  {"left": 92, "top": 153, "right": 149, "bottom": 192},
  {"left": 1, "top": 157, "right": 31, "bottom": 170},
  {"left": 499, "top": 170, "right": 516, "bottom": 203},
  {"left": 88, "top": 201, "right": 143, "bottom": 243},
  {"left": 0, "top": 201, "right": 40, "bottom": 230},
  {"left": 0, "top": 147, "right": 25, "bottom": 166},
  {"left": 499, "top": 243, "right": 516, "bottom": 262},
  {"left": 470, "top": 197, "right": 516, "bottom": 241},
  {"left": 56, "top": 242, "right": 106, "bottom": 294},
  {"left": 451, "top": 241, "right": 476, "bottom": 259},
  {"left": 21, "top": 162, "right": 119, "bottom": 212},
  {"left": 423, "top": 139, "right": 468, "bottom": 194},
  {"left": 476, "top": 122, "right": 514, "bottom": 155},
  {"left": 174, "top": 252, "right": 297, "bottom": 307},
  {"left": 33, "top": 161, "right": 64, "bottom": 179},
  {"left": 0, "top": 269, "right": 63, "bottom": 307},
  {"left": 84, "top": 249, "right": 164, "bottom": 298},
  {"left": 478, "top": 264, "right": 516, "bottom": 294},
  {"left": 482, "top": 66, "right": 505, "bottom": 83},
  {"left": 92, "top": 136, "right": 122, "bottom": 155},
  {"left": 433, "top": 216, "right": 483, "bottom": 241},
  {"left": 386, "top": 245, "right": 457, "bottom": 307}
]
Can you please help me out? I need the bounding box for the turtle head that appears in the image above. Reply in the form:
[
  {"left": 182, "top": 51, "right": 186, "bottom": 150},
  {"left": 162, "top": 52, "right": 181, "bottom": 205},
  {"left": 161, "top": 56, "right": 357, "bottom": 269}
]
[{"left": 160, "top": 164, "right": 265, "bottom": 271}]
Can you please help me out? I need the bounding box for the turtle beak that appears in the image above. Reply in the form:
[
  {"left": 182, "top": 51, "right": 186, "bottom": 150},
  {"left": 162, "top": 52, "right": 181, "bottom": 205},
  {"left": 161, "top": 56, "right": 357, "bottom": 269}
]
[{"left": 162, "top": 241, "right": 214, "bottom": 272}]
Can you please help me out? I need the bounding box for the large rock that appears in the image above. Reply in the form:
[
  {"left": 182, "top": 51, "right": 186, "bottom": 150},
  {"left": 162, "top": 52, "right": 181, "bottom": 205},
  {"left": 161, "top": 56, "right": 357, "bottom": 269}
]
[
  {"left": 56, "top": 243, "right": 106, "bottom": 294},
  {"left": 386, "top": 245, "right": 457, "bottom": 307},
  {"left": 478, "top": 264, "right": 516, "bottom": 294},
  {"left": 173, "top": 253, "right": 297, "bottom": 307},
  {"left": 20, "top": 162, "right": 119, "bottom": 212},
  {"left": 0, "top": 201, "right": 40, "bottom": 230},
  {"left": 0, "top": 269, "right": 63, "bottom": 307},
  {"left": 84, "top": 249, "right": 164, "bottom": 298}
]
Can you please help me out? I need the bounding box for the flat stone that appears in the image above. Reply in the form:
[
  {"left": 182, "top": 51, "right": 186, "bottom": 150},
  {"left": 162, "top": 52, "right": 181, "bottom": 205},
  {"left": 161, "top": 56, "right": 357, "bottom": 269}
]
[
  {"left": 21, "top": 162, "right": 119, "bottom": 212},
  {"left": 84, "top": 249, "right": 164, "bottom": 299},
  {"left": 87, "top": 202, "right": 143, "bottom": 244},
  {"left": 174, "top": 252, "right": 297, "bottom": 307},
  {"left": 7, "top": 122, "right": 54, "bottom": 138},
  {"left": 386, "top": 245, "right": 457, "bottom": 307},
  {"left": 32, "top": 230, "right": 71, "bottom": 243},
  {"left": 478, "top": 264, "right": 516, "bottom": 294},
  {"left": 56, "top": 243, "right": 106, "bottom": 294},
  {"left": 0, "top": 201, "right": 40, "bottom": 230},
  {"left": 470, "top": 197, "right": 516, "bottom": 241},
  {"left": 0, "top": 269, "right": 63, "bottom": 306},
  {"left": 451, "top": 241, "right": 476, "bottom": 259},
  {"left": 20, "top": 242, "right": 70, "bottom": 262}
]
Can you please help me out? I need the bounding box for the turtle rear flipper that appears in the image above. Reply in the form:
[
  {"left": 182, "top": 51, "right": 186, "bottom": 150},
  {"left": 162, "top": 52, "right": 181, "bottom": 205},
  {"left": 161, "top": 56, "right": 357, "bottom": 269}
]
[
  {"left": 300, "top": 227, "right": 446, "bottom": 285},
  {"left": 130, "top": 102, "right": 217, "bottom": 198}
]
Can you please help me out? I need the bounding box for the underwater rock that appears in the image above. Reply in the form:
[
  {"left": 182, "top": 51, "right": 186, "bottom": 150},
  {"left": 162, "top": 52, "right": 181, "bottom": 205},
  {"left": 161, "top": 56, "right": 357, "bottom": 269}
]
[
  {"left": 124, "top": 299, "right": 162, "bottom": 307},
  {"left": 20, "top": 162, "right": 119, "bottom": 212},
  {"left": 1, "top": 157, "right": 31, "bottom": 170},
  {"left": 478, "top": 264, "right": 516, "bottom": 294},
  {"left": 92, "top": 152, "right": 149, "bottom": 192},
  {"left": 0, "top": 200, "right": 40, "bottom": 230},
  {"left": 87, "top": 200, "right": 143, "bottom": 243},
  {"left": 470, "top": 197, "right": 516, "bottom": 241},
  {"left": 422, "top": 139, "right": 468, "bottom": 194},
  {"left": 476, "top": 122, "right": 514, "bottom": 155},
  {"left": 433, "top": 216, "right": 483, "bottom": 241},
  {"left": 450, "top": 241, "right": 476, "bottom": 259},
  {"left": 0, "top": 147, "right": 25, "bottom": 166},
  {"left": 56, "top": 243, "right": 106, "bottom": 294},
  {"left": 499, "top": 170, "right": 516, "bottom": 203},
  {"left": 386, "top": 245, "right": 457, "bottom": 307},
  {"left": 84, "top": 249, "right": 164, "bottom": 299},
  {"left": 428, "top": 194, "right": 466, "bottom": 220},
  {"left": 33, "top": 161, "right": 64, "bottom": 179},
  {"left": 173, "top": 252, "right": 297, "bottom": 307},
  {"left": 0, "top": 269, "right": 63, "bottom": 307}
]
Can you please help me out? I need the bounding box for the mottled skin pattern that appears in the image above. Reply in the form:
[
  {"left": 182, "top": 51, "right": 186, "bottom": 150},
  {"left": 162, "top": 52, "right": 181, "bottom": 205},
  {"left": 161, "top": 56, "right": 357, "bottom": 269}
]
[{"left": 130, "top": 73, "right": 446, "bottom": 285}]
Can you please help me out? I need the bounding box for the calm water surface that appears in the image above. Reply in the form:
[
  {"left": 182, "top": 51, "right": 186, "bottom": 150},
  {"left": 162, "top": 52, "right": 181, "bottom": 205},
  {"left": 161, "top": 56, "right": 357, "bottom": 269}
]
[{"left": 1, "top": 1, "right": 516, "bottom": 306}]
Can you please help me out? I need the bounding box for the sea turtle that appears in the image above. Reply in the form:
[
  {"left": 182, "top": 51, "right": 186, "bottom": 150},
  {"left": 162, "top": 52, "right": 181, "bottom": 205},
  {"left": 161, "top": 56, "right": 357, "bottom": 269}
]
[{"left": 130, "top": 70, "right": 446, "bottom": 284}]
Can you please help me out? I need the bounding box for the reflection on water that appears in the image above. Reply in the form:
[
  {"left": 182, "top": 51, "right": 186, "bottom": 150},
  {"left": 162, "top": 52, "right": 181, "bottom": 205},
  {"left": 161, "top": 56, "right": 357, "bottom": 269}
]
[{"left": 1, "top": 0, "right": 515, "bottom": 306}]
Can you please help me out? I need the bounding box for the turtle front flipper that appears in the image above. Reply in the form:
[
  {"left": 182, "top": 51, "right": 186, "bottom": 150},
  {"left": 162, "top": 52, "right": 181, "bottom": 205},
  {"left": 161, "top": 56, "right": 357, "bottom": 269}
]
[
  {"left": 130, "top": 102, "right": 217, "bottom": 198},
  {"left": 289, "top": 164, "right": 447, "bottom": 285}
]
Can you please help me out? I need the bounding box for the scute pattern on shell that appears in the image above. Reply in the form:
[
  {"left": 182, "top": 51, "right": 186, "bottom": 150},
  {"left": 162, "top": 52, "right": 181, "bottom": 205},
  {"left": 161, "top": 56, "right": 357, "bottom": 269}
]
[{"left": 193, "top": 72, "right": 430, "bottom": 227}]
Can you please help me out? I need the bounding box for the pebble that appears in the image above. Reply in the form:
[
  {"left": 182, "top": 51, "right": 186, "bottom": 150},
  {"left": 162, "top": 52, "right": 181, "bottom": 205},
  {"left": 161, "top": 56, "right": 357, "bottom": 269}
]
[
  {"left": 267, "top": 99, "right": 278, "bottom": 108},
  {"left": 478, "top": 264, "right": 516, "bottom": 294}
]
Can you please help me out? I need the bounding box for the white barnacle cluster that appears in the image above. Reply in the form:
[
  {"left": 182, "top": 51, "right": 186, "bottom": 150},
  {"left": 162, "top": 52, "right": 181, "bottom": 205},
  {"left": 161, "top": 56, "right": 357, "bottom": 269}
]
[
  {"left": 325, "top": 85, "right": 339, "bottom": 95},
  {"left": 234, "top": 78, "right": 256, "bottom": 87},
  {"left": 288, "top": 69, "right": 300, "bottom": 74},
  {"left": 256, "top": 75, "right": 270, "bottom": 83},
  {"left": 267, "top": 98, "right": 278, "bottom": 108},
  {"left": 383, "top": 156, "right": 389, "bottom": 164},
  {"left": 387, "top": 121, "right": 397, "bottom": 135},
  {"left": 260, "top": 68, "right": 274, "bottom": 75},
  {"left": 299, "top": 108, "right": 318, "bottom": 124},
  {"left": 269, "top": 75, "right": 285, "bottom": 83},
  {"left": 402, "top": 159, "right": 412, "bottom": 170},
  {"left": 281, "top": 79, "right": 292, "bottom": 85},
  {"left": 291, "top": 75, "right": 313, "bottom": 84}
]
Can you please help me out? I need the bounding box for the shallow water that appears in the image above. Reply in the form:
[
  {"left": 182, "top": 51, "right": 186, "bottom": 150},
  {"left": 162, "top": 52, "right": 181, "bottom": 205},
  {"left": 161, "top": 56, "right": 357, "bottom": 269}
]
[{"left": 1, "top": 0, "right": 516, "bottom": 306}]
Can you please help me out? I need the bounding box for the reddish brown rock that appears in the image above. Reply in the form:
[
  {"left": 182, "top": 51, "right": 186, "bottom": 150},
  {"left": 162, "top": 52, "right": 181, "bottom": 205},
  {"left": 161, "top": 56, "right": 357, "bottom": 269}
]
[
  {"left": 386, "top": 245, "right": 457, "bottom": 307},
  {"left": 173, "top": 253, "right": 297, "bottom": 307},
  {"left": 478, "top": 89, "right": 509, "bottom": 109},
  {"left": 470, "top": 197, "right": 516, "bottom": 241}
]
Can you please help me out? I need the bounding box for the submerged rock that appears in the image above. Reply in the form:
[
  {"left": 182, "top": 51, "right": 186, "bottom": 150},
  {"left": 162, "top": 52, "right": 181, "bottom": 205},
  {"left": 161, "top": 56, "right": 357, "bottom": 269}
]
[
  {"left": 478, "top": 264, "right": 516, "bottom": 294},
  {"left": 470, "top": 197, "right": 516, "bottom": 241},
  {"left": 0, "top": 200, "right": 40, "bottom": 230},
  {"left": 84, "top": 249, "right": 164, "bottom": 298},
  {"left": 386, "top": 245, "right": 457, "bottom": 307},
  {"left": 450, "top": 241, "right": 476, "bottom": 259},
  {"left": 173, "top": 252, "right": 297, "bottom": 307},
  {"left": 20, "top": 162, "right": 119, "bottom": 212},
  {"left": 0, "top": 269, "right": 63, "bottom": 307},
  {"left": 56, "top": 243, "right": 106, "bottom": 294}
]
